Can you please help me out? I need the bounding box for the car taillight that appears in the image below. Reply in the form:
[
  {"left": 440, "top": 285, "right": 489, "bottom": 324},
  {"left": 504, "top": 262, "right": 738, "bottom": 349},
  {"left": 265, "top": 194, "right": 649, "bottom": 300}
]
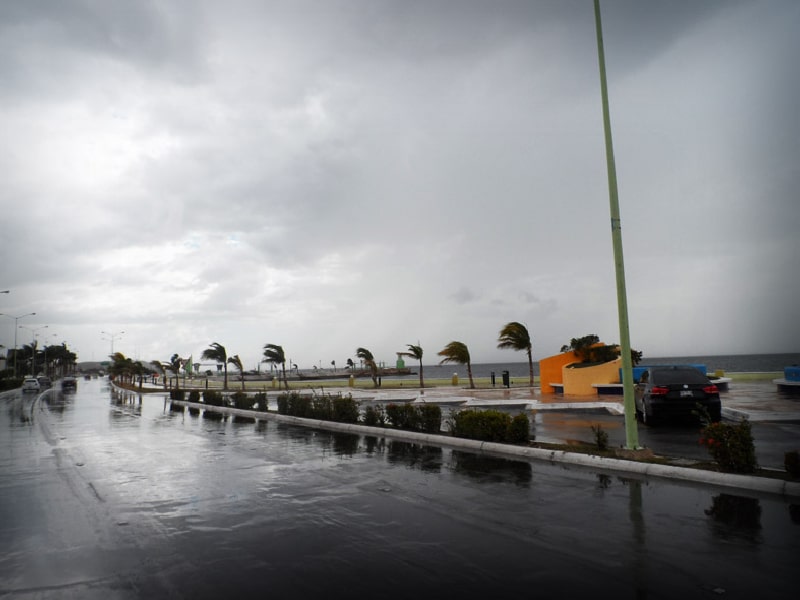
[
  {"left": 650, "top": 386, "right": 669, "bottom": 396},
  {"left": 703, "top": 384, "right": 718, "bottom": 394}
]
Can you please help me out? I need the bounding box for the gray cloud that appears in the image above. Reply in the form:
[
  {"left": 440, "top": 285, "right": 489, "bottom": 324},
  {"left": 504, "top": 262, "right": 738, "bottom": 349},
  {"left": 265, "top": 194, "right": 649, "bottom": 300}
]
[{"left": 1, "top": 0, "right": 797, "bottom": 367}]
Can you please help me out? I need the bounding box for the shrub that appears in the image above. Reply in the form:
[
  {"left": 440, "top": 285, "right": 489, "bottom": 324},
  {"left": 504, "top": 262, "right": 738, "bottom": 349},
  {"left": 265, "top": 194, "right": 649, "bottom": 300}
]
[
  {"left": 276, "top": 391, "right": 356, "bottom": 421},
  {"left": 231, "top": 391, "right": 255, "bottom": 410},
  {"left": 253, "top": 392, "right": 268, "bottom": 412},
  {"left": 785, "top": 450, "right": 800, "bottom": 478},
  {"left": 449, "top": 410, "right": 531, "bottom": 444},
  {"left": 362, "top": 405, "right": 385, "bottom": 427},
  {"left": 385, "top": 403, "right": 421, "bottom": 431},
  {"left": 380, "top": 403, "right": 441, "bottom": 432},
  {"left": 276, "top": 392, "right": 291, "bottom": 414},
  {"left": 311, "top": 395, "right": 333, "bottom": 420},
  {"left": 0, "top": 376, "right": 24, "bottom": 391},
  {"left": 188, "top": 390, "right": 201, "bottom": 403},
  {"left": 507, "top": 413, "right": 531, "bottom": 444},
  {"left": 699, "top": 419, "right": 758, "bottom": 473},
  {"left": 332, "top": 395, "right": 359, "bottom": 423},
  {"left": 591, "top": 423, "right": 609, "bottom": 451},
  {"left": 203, "top": 390, "right": 224, "bottom": 407},
  {"left": 169, "top": 389, "right": 185, "bottom": 401},
  {"left": 418, "top": 404, "right": 443, "bottom": 433},
  {"left": 450, "top": 409, "right": 512, "bottom": 443},
  {"left": 288, "top": 394, "right": 313, "bottom": 418}
]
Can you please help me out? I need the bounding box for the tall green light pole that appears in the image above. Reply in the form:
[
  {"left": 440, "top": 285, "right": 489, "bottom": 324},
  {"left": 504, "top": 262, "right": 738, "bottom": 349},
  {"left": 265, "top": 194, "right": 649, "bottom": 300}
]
[{"left": 594, "top": 0, "right": 639, "bottom": 449}]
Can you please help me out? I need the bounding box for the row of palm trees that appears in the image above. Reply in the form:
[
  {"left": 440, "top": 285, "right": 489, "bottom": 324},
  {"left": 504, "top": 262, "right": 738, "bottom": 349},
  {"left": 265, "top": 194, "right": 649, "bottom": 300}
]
[
  {"left": 107, "top": 321, "right": 534, "bottom": 391},
  {"left": 2, "top": 342, "right": 77, "bottom": 378}
]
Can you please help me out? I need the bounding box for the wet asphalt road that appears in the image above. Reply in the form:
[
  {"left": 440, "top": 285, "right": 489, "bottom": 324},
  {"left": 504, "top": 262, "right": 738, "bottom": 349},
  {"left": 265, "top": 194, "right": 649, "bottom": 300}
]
[{"left": 1, "top": 379, "right": 798, "bottom": 599}]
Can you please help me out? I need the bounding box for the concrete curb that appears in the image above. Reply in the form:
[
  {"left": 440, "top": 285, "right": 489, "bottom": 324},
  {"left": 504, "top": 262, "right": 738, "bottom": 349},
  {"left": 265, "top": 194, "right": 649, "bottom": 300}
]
[{"left": 173, "top": 400, "right": 800, "bottom": 500}]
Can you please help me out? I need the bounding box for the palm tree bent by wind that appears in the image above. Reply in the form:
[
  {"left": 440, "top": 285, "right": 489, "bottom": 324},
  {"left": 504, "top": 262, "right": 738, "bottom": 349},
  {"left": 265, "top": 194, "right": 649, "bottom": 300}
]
[
  {"left": 228, "top": 354, "right": 245, "bottom": 390},
  {"left": 356, "top": 347, "right": 379, "bottom": 387},
  {"left": 262, "top": 344, "right": 288, "bottom": 389},
  {"left": 437, "top": 341, "right": 475, "bottom": 389},
  {"left": 165, "top": 354, "right": 182, "bottom": 389},
  {"left": 400, "top": 343, "right": 424, "bottom": 388},
  {"left": 201, "top": 342, "right": 229, "bottom": 390},
  {"left": 497, "top": 321, "right": 535, "bottom": 386}
]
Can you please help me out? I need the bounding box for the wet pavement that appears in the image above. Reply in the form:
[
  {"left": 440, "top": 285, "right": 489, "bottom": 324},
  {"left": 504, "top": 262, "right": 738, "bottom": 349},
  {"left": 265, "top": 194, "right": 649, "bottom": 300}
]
[{"left": 1, "top": 378, "right": 798, "bottom": 598}]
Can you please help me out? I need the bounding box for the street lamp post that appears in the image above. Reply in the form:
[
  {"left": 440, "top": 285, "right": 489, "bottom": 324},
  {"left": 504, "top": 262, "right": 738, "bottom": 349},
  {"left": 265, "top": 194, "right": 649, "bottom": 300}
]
[
  {"left": 101, "top": 330, "right": 125, "bottom": 357},
  {"left": 594, "top": 0, "right": 639, "bottom": 449},
  {"left": 19, "top": 324, "right": 48, "bottom": 376},
  {"left": 0, "top": 312, "right": 36, "bottom": 377}
]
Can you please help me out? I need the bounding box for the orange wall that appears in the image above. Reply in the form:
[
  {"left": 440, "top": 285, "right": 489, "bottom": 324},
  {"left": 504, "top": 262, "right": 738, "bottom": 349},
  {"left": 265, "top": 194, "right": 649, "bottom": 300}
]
[
  {"left": 539, "top": 352, "right": 578, "bottom": 393},
  {"left": 561, "top": 357, "right": 622, "bottom": 396}
]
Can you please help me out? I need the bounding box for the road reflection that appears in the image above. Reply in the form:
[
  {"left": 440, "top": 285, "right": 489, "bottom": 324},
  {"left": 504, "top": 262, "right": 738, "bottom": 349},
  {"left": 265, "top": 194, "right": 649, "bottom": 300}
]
[
  {"left": 2, "top": 381, "right": 797, "bottom": 598},
  {"left": 705, "top": 493, "right": 763, "bottom": 542}
]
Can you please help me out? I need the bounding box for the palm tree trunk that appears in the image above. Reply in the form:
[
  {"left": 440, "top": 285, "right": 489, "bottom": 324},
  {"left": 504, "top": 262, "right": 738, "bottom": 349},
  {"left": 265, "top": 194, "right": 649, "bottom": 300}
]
[
  {"left": 528, "top": 349, "right": 534, "bottom": 387},
  {"left": 418, "top": 360, "right": 424, "bottom": 389},
  {"left": 282, "top": 364, "right": 288, "bottom": 390},
  {"left": 223, "top": 364, "right": 228, "bottom": 390},
  {"left": 467, "top": 362, "right": 475, "bottom": 389}
]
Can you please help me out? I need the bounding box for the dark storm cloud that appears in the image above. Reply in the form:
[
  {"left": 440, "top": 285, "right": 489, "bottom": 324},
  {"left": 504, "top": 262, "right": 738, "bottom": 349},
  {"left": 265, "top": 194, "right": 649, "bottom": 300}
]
[{"left": 1, "top": 0, "right": 797, "bottom": 365}]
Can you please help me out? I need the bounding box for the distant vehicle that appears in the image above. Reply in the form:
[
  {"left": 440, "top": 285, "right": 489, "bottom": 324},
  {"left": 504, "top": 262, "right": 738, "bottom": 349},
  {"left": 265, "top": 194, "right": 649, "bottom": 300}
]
[
  {"left": 61, "top": 377, "right": 78, "bottom": 392},
  {"left": 22, "top": 378, "right": 41, "bottom": 393},
  {"left": 635, "top": 366, "right": 721, "bottom": 425},
  {"left": 37, "top": 376, "right": 52, "bottom": 389}
]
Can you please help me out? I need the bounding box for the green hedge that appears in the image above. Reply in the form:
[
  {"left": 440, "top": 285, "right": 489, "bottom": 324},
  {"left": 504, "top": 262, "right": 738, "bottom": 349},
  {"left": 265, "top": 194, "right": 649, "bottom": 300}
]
[
  {"left": 231, "top": 391, "right": 256, "bottom": 410},
  {"left": 254, "top": 392, "right": 268, "bottom": 412},
  {"left": 0, "top": 377, "right": 23, "bottom": 391},
  {"left": 276, "top": 391, "right": 359, "bottom": 423},
  {"left": 383, "top": 403, "right": 442, "bottom": 433},
  {"left": 203, "top": 390, "right": 225, "bottom": 407},
  {"left": 449, "top": 410, "right": 530, "bottom": 444}
]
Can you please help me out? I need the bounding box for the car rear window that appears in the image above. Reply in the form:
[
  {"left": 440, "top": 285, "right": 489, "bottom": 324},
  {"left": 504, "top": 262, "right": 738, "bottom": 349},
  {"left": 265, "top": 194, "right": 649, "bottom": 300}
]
[{"left": 651, "top": 368, "right": 708, "bottom": 385}]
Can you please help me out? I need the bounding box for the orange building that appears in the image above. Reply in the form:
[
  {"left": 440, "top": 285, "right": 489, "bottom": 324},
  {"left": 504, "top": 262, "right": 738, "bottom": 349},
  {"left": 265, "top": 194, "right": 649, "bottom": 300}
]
[{"left": 539, "top": 344, "right": 622, "bottom": 396}]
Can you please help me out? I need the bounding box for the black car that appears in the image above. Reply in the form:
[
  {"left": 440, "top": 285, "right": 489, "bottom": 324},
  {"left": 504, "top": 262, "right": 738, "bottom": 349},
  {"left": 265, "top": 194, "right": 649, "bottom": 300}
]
[
  {"left": 61, "top": 377, "right": 78, "bottom": 392},
  {"left": 634, "top": 366, "right": 721, "bottom": 425}
]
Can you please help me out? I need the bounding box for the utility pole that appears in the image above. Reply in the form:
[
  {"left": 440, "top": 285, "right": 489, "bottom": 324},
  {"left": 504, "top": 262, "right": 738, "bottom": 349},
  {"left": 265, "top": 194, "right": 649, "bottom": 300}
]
[{"left": 594, "top": 0, "right": 639, "bottom": 449}]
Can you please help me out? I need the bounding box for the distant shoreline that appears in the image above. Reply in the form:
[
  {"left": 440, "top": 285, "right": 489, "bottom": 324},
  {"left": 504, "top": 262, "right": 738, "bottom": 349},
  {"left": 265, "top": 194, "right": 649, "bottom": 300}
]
[{"left": 115, "top": 369, "right": 784, "bottom": 394}]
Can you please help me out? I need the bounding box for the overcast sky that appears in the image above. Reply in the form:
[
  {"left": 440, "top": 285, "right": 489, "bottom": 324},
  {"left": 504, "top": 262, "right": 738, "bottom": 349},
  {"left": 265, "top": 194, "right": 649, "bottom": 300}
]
[{"left": 1, "top": 0, "right": 798, "bottom": 370}]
